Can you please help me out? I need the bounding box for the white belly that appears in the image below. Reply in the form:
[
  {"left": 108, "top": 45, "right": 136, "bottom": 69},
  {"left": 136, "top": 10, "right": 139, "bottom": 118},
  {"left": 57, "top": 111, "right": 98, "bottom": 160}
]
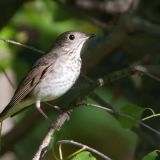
[{"left": 32, "top": 56, "right": 81, "bottom": 102}]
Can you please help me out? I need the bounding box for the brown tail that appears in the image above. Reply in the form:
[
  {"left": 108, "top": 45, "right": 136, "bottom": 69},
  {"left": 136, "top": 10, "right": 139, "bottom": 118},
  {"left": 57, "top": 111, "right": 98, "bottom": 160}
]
[{"left": 0, "top": 98, "right": 34, "bottom": 122}]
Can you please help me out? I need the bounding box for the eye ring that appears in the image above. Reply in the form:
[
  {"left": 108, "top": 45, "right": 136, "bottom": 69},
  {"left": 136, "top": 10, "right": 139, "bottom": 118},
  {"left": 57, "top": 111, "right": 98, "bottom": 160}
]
[{"left": 69, "top": 34, "right": 75, "bottom": 40}]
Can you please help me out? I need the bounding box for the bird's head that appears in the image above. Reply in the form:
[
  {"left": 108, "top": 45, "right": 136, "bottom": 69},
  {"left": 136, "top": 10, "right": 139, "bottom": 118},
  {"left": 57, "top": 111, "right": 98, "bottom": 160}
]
[{"left": 54, "top": 31, "right": 94, "bottom": 56}]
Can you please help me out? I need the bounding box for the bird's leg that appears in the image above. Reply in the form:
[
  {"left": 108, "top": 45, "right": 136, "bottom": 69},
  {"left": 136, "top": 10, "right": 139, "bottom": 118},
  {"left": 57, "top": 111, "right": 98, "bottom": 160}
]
[{"left": 36, "top": 100, "right": 48, "bottom": 119}]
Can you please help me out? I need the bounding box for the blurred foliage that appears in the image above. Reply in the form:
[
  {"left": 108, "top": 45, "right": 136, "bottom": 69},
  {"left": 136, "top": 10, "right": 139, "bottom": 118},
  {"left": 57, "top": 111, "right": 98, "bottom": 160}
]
[
  {"left": 142, "top": 150, "right": 160, "bottom": 160},
  {"left": 0, "top": 0, "right": 160, "bottom": 160}
]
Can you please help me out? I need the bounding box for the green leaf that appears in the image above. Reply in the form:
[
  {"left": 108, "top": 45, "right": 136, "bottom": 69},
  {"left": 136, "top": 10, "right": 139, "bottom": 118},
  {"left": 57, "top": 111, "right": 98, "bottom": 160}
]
[
  {"left": 118, "top": 104, "right": 145, "bottom": 128},
  {"left": 71, "top": 151, "right": 96, "bottom": 160},
  {"left": 142, "top": 150, "right": 160, "bottom": 160}
]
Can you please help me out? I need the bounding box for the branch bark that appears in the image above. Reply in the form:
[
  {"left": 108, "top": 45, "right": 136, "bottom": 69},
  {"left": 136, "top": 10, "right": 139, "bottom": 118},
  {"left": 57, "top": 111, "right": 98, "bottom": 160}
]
[{"left": 32, "top": 110, "right": 71, "bottom": 160}]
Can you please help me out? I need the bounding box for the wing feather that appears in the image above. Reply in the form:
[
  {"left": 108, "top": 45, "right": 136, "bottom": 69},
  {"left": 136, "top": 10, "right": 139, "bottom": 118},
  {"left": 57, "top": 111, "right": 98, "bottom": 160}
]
[{"left": 0, "top": 52, "right": 57, "bottom": 117}]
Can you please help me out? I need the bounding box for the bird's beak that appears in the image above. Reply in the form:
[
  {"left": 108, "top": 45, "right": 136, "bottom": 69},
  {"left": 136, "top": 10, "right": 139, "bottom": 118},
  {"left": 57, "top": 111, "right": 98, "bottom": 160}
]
[{"left": 86, "top": 34, "right": 95, "bottom": 39}]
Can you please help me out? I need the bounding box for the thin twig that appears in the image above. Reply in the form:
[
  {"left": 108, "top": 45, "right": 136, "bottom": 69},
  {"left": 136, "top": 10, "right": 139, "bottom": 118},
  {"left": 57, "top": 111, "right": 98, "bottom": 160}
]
[
  {"left": 59, "top": 144, "right": 63, "bottom": 160},
  {"left": 32, "top": 110, "right": 72, "bottom": 160},
  {"left": 44, "top": 100, "right": 160, "bottom": 137},
  {"left": 142, "top": 113, "right": 160, "bottom": 121},
  {"left": 66, "top": 147, "right": 85, "bottom": 160},
  {"left": 44, "top": 102, "right": 61, "bottom": 111},
  {"left": 133, "top": 65, "right": 160, "bottom": 82},
  {"left": 0, "top": 38, "right": 44, "bottom": 54},
  {"left": 79, "top": 103, "right": 160, "bottom": 136},
  {"left": 58, "top": 140, "right": 112, "bottom": 160}
]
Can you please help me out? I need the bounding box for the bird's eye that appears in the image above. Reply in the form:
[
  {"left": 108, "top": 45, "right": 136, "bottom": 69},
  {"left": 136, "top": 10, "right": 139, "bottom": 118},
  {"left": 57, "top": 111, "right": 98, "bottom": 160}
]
[{"left": 69, "top": 34, "right": 75, "bottom": 40}]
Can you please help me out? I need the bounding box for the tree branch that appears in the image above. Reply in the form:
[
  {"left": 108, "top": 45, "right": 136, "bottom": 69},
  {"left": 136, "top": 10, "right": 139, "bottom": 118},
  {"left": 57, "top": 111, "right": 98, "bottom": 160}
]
[
  {"left": 32, "top": 100, "right": 160, "bottom": 160},
  {"left": 58, "top": 139, "right": 112, "bottom": 160},
  {"left": 1, "top": 64, "right": 159, "bottom": 155},
  {"left": 78, "top": 103, "right": 160, "bottom": 136},
  {"left": 32, "top": 110, "right": 71, "bottom": 160},
  {"left": 0, "top": 38, "right": 44, "bottom": 54}
]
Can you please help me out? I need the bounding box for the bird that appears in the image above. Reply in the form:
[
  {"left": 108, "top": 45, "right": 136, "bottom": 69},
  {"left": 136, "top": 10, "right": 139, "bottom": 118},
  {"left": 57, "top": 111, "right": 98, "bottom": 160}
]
[{"left": 0, "top": 31, "right": 94, "bottom": 121}]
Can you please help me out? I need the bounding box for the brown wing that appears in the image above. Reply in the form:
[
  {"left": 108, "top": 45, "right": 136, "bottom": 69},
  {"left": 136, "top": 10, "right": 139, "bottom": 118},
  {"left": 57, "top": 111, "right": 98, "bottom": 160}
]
[{"left": 0, "top": 52, "right": 57, "bottom": 116}]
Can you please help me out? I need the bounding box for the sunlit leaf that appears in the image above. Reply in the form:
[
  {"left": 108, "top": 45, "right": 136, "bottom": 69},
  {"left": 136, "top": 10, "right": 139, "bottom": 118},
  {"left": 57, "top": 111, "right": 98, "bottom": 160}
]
[
  {"left": 142, "top": 150, "right": 160, "bottom": 160},
  {"left": 71, "top": 151, "right": 96, "bottom": 160}
]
